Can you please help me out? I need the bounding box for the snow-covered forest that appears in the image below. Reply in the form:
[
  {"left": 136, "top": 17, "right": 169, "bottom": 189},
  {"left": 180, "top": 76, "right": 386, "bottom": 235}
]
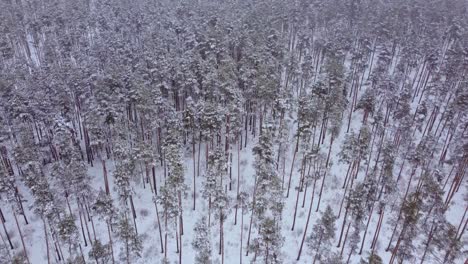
[{"left": 0, "top": 0, "right": 467, "bottom": 263}]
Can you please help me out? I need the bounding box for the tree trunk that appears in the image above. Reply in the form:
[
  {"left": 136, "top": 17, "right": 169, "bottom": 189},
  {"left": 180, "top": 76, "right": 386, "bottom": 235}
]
[
  {"left": 129, "top": 195, "right": 138, "bottom": 235},
  {"left": 43, "top": 217, "right": 50, "bottom": 264},
  {"left": 291, "top": 157, "right": 306, "bottom": 230},
  {"left": 80, "top": 199, "right": 93, "bottom": 246},
  {"left": 193, "top": 134, "right": 196, "bottom": 211},
  {"left": 198, "top": 134, "right": 202, "bottom": 177},
  {"left": 13, "top": 210, "right": 30, "bottom": 264},
  {"left": 107, "top": 221, "right": 115, "bottom": 264},
  {"left": 152, "top": 166, "right": 158, "bottom": 195},
  {"left": 83, "top": 198, "right": 97, "bottom": 241},
  {"left": 340, "top": 222, "right": 352, "bottom": 257},
  {"left": 178, "top": 191, "right": 184, "bottom": 236},
  {"left": 235, "top": 141, "right": 241, "bottom": 225},
  {"left": 389, "top": 225, "right": 406, "bottom": 264},
  {"left": 420, "top": 224, "right": 435, "bottom": 264},
  {"left": 287, "top": 127, "right": 300, "bottom": 198},
  {"left": 316, "top": 136, "right": 334, "bottom": 212},
  {"left": 276, "top": 111, "right": 285, "bottom": 170},
  {"left": 79, "top": 244, "right": 86, "bottom": 263},
  {"left": 246, "top": 182, "right": 258, "bottom": 256},
  {"left": 102, "top": 160, "right": 110, "bottom": 195},
  {"left": 370, "top": 209, "right": 384, "bottom": 250},
  {"left": 153, "top": 200, "right": 164, "bottom": 253},
  {"left": 15, "top": 188, "right": 28, "bottom": 225},
  {"left": 78, "top": 199, "right": 88, "bottom": 247},
  {"left": 312, "top": 236, "right": 323, "bottom": 264},
  {"left": 359, "top": 201, "right": 375, "bottom": 254},
  {"left": 337, "top": 207, "right": 349, "bottom": 248},
  {"left": 457, "top": 217, "right": 467, "bottom": 241},
  {"left": 0, "top": 209, "right": 13, "bottom": 249},
  {"left": 297, "top": 176, "right": 317, "bottom": 260},
  {"left": 339, "top": 161, "right": 357, "bottom": 218},
  {"left": 240, "top": 204, "right": 244, "bottom": 264},
  {"left": 179, "top": 217, "right": 183, "bottom": 264}
]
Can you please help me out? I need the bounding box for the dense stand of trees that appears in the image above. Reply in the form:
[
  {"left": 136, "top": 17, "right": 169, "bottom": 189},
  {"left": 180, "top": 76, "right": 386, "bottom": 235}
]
[{"left": 0, "top": 0, "right": 467, "bottom": 263}]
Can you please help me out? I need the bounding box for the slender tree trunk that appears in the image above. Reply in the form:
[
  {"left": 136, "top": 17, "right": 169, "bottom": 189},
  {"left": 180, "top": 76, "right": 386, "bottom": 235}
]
[
  {"left": 340, "top": 222, "right": 351, "bottom": 257},
  {"left": 457, "top": 217, "right": 467, "bottom": 241},
  {"left": 80, "top": 200, "right": 93, "bottom": 246},
  {"left": 153, "top": 200, "right": 164, "bottom": 253},
  {"left": 79, "top": 244, "right": 86, "bottom": 263},
  {"left": 337, "top": 208, "right": 349, "bottom": 248},
  {"left": 102, "top": 160, "right": 110, "bottom": 195},
  {"left": 208, "top": 196, "right": 212, "bottom": 226},
  {"left": 276, "top": 111, "right": 285, "bottom": 170},
  {"left": 175, "top": 223, "right": 179, "bottom": 254},
  {"left": 198, "top": 134, "right": 202, "bottom": 177},
  {"left": 339, "top": 161, "right": 357, "bottom": 218},
  {"left": 244, "top": 112, "right": 248, "bottom": 148},
  {"left": 297, "top": 177, "right": 316, "bottom": 260},
  {"left": 129, "top": 195, "right": 138, "bottom": 235},
  {"left": 0, "top": 210, "right": 13, "bottom": 249},
  {"left": 178, "top": 191, "right": 184, "bottom": 236},
  {"left": 235, "top": 141, "right": 241, "bottom": 225},
  {"left": 15, "top": 188, "right": 28, "bottom": 225},
  {"left": 246, "top": 182, "right": 258, "bottom": 256},
  {"left": 291, "top": 177, "right": 302, "bottom": 231},
  {"left": 370, "top": 209, "right": 384, "bottom": 250},
  {"left": 179, "top": 217, "right": 182, "bottom": 264},
  {"left": 107, "top": 221, "right": 115, "bottom": 264},
  {"left": 240, "top": 204, "right": 244, "bottom": 264},
  {"left": 342, "top": 161, "right": 354, "bottom": 189},
  {"left": 420, "top": 224, "right": 435, "bottom": 264},
  {"left": 43, "top": 217, "right": 50, "bottom": 264},
  {"left": 53, "top": 240, "right": 62, "bottom": 262},
  {"left": 359, "top": 201, "right": 375, "bottom": 254},
  {"left": 291, "top": 157, "right": 306, "bottom": 230},
  {"left": 367, "top": 39, "right": 377, "bottom": 80},
  {"left": 389, "top": 226, "right": 406, "bottom": 264},
  {"left": 193, "top": 134, "right": 196, "bottom": 211},
  {"left": 312, "top": 237, "right": 323, "bottom": 264},
  {"left": 287, "top": 128, "right": 300, "bottom": 198},
  {"left": 13, "top": 210, "right": 30, "bottom": 264},
  {"left": 83, "top": 198, "right": 97, "bottom": 241},
  {"left": 316, "top": 136, "right": 334, "bottom": 211},
  {"left": 78, "top": 199, "right": 88, "bottom": 247}
]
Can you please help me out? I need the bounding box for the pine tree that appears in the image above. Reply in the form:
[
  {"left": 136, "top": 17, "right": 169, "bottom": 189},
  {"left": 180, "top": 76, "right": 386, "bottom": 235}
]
[
  {"left": 192, "top": 216, "right": 212, "bottom": 264},
  {"left": 390, "top": 192, "right": 422, "bottom": 264},
  {"left": 57, "top": 214, "right": 80, "bottom": 255},
  {"left": 308, "top": 205, "right": 337, "bottom": 264},
  {"left": 50, "top": 118, "right": 92, "bottom": 200},
  {"left": 359, "top": 254, "right": 383, "bottom": 264},
  {"left": 112, "top": 131, "right": 138, "bottom": 205},
  {"left": 116, "top": 213, "right": 142, "bottom": 264},
  {"left": 89, "top": 239, "right": 112, "bottom": 264},
  {"left": 203, "top": 147, "right": 227, "bottom": 223},
  {"left": 323, "top": 253, "right": 344, "bottom": 264},
  {"left": 356, "top": 89, "right": 376, "bottom": 123},
  {"left": 251, "top": 119, "right": 284, "bottom": 263},
  {"left": 10, "top": 252, "right": 29, "bottom": 264},
  {"left": 92, "top": 190, "right": 116, "bottom": 222},
  {"left": 0, "top": 241, "right": 11, "bottom": 264},
  {"left": 439, "top": 224, "right": 464, "bottom": 264}
]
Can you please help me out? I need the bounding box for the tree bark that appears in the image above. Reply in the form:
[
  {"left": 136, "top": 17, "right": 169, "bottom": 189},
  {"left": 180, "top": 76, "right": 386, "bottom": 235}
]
[
  {"left": 420, "top": 224, "right": 435, "bottom": 264},
  {"left": 0, "top": 209, "right": 13, "bottom": 249},
  {"left": 359, "top": 201, "right": 375, "bottom": 254},
  {"left": 107, "top": 221, "right": 115, "bottom": 264},
  {"left": 316, "top": 136, "right": 334, "bottom": 212},
  {"left": 43, "top": 217, "right": 50, "bottom": 264},
  {"left": 13, "top": 210, "right": 30, "bottom": 264}
]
